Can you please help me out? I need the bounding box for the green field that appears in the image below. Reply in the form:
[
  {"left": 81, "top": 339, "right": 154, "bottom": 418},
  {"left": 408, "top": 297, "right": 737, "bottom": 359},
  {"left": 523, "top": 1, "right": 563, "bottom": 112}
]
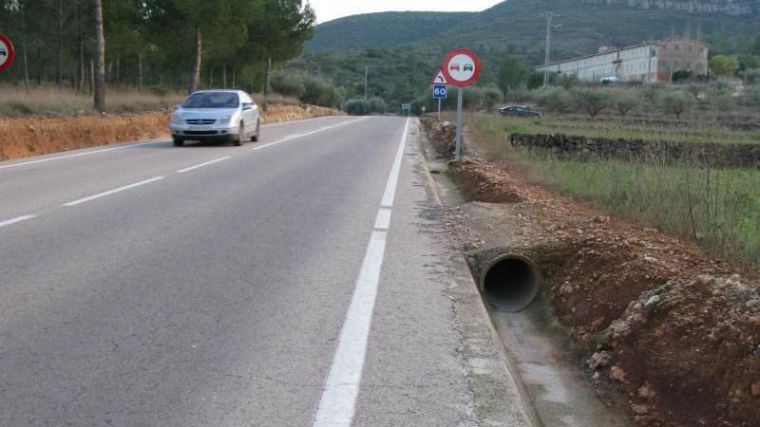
[{"left": 470, "top": 115, "right": 760, "bottom": 265}]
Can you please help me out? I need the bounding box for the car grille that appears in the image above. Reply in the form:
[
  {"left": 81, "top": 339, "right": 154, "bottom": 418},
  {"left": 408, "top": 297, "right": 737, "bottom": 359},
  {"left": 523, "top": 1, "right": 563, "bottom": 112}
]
[
  {"left": 186, "top": 119, "right": 216, "bottom": 125},
  {"left": 183, "top": 130, "right": 220, "bottom": 136}
]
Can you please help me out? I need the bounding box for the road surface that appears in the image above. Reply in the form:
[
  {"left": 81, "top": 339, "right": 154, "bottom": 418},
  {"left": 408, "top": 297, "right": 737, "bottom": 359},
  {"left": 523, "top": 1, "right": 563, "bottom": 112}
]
[{"left": 0, "top": 116, "right": 487, "bottom": 426}]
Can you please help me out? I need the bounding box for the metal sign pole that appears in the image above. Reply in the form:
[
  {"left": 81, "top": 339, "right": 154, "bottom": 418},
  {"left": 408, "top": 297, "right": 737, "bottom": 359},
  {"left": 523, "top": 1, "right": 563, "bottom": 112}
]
[
  {"left": 455, "top": 87, "right": 464, "bottom": 160},
  {"left": 437, "top": 98, "right": 442, "bottom": 121}
]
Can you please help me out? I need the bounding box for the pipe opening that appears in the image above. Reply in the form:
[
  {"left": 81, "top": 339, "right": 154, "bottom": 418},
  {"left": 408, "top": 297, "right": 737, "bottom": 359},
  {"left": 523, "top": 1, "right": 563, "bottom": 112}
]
[{"left": 481, "top": 255, "right": 541, "bottom": 312}]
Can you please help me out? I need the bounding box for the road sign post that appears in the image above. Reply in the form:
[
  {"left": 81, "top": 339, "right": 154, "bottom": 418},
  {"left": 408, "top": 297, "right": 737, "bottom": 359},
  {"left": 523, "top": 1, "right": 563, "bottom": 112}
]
[
  {"left": 0, "top": 34, "right": 16, "bottom": 73},
  {"left": 431, "top": 72, "right": 449, "bottom": 121},
  {"left": 441, "top": 48, "right": 481, "bottom": 160},
  {"left": 455, "top": 88, "right": 464, "bottom": 159}
]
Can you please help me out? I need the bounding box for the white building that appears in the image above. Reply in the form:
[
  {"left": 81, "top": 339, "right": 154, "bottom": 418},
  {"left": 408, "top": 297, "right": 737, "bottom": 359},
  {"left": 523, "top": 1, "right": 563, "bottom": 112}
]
[{"left": 539, "top": 38, "right": 709, "bottom": 83}]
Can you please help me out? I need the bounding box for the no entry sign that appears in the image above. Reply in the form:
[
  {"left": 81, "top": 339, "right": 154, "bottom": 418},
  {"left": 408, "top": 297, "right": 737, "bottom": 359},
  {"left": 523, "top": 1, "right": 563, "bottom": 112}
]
[
  {"left": 442, "top": 48, "right": 480, "bottom": 87},
  {"left": 0, "top": 34, "right": 15, "bottom": 73}
]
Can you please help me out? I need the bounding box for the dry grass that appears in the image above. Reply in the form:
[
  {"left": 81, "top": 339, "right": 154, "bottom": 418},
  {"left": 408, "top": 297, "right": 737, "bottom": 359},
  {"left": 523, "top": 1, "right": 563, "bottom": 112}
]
[
  {"left": 0, "top": 86, "right": 187, "bottom": 115},
  {"left": 0, "top": 86, "right": 306, "bottom": 116}
]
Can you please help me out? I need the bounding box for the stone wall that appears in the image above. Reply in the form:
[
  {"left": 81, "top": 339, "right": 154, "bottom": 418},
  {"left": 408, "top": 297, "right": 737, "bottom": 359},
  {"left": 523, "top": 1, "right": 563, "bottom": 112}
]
[{"left": 510, "top": 132, "right": 760, "bottom": 168}]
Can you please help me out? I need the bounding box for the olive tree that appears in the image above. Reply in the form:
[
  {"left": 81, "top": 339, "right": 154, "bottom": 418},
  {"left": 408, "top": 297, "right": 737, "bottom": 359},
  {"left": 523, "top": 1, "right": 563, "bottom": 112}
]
[
  {"left": 572, "top": 89, "right": 612, "bottom": 118},
  {"left": 659, "top": 91, "right": 694, "bottom": 119}
]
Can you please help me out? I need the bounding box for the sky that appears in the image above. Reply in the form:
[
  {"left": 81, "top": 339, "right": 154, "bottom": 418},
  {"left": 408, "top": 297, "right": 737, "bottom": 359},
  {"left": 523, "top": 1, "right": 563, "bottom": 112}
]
[{"left": 309, "top": 0, "right": 504, "bottom": 23}]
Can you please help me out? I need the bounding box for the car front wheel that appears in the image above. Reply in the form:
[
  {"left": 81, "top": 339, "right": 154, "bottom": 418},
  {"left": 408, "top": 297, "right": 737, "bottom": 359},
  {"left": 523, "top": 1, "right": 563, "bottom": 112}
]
[
  {"left": 234, "top": 122, "right": 244, "bottom": 146},
  {"left": 173, "top": 137, "right": 184, "bottom": 147},
  {"left": 251, "top": 119, "right": 260, "bottom": 142}
]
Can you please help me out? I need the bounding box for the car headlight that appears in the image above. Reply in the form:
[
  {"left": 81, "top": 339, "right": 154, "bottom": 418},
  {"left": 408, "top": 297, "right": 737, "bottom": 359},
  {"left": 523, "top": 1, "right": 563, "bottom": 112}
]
[{"left": 218, "top": 116, "right": 232, "bottom": 125}]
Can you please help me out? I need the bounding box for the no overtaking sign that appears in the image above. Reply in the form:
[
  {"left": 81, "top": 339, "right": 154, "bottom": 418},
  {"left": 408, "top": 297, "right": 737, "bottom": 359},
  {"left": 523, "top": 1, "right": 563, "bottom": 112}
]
[
  {"left": 441, "top": 48, "right": 481, "bottom": 160},
  {"left": 442, "top": 48, "right": 480, "bottom": 88},
  {"left": 0, "top": 34, "right": 15, "bottom": 73}
]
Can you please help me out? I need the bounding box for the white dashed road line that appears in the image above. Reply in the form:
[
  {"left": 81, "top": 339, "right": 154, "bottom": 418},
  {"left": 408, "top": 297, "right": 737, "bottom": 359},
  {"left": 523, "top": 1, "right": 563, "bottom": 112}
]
[
  {"left": 177, "top": 156, "right": 231, "bottom": 174},
  {"left": 312, "top": 118, "right": 410, "bottom": 427},
  {"left": 0, "top": 139, "right": 166, "bottom": 171},
  {"left": 63, "top": 176, "right": 165, "bottom": 207},
  {"left": 253, "top": 118, "right": 368, "bottom": 151},
  {"left": 0, "top": 215, "right": 37, "bottom": 229},
  {"left": 0, "top": 117, "right": 371, "bottom": 227}
]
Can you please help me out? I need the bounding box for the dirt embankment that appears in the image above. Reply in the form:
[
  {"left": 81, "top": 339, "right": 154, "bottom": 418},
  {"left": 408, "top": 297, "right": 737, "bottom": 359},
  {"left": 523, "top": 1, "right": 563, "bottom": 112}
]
[
  {"left": 423, "top": 119, "right": 760, "bottom": 426},
  {"left": 0, "top": 104, "right": 342, "bottom": 161}
]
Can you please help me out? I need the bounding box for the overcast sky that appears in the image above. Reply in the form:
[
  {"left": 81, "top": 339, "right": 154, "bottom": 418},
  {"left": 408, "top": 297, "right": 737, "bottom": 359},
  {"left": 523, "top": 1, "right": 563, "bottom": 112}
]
[{"left": 309, "top": 0, "right": 504, "bottom": 23}]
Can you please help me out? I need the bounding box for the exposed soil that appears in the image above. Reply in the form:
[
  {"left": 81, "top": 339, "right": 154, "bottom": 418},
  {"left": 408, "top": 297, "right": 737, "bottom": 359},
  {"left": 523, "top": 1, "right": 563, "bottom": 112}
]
[
  {"left": 422, "top": 118, "right": 760, "bottom": 426},
  {"left": 0, "top": 104, "right": 341, "bottom": 161}
]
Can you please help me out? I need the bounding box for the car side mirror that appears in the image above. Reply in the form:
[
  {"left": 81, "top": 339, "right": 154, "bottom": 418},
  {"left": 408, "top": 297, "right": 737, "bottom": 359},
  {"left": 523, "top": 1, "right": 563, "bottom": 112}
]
[
  {"left": 243, "top": 103, "right": 254, "bottom": 111},
  {"left": 174, "top": 104, "right": 182, "bottom": 111}
]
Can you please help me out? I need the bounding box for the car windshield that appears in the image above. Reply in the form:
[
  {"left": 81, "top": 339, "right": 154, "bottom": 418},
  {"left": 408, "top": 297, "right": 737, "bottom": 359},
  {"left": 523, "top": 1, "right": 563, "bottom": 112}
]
[{"left": 183, "top": 92, "right": 239, "bottom": 109}]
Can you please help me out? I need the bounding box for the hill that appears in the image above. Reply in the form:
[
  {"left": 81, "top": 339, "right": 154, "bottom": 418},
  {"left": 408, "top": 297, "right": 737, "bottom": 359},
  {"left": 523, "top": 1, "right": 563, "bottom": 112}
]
[
  {"left": 306, "top": 11, "right": 474, "bottom": 53},
  {"left": 290, "top": 0, "right": 760, "bottom": 106}
]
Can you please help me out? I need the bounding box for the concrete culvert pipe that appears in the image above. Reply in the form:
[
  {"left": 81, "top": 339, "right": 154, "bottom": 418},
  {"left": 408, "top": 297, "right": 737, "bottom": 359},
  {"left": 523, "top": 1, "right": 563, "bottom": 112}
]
[{"left": 479, "top": 255, "right": 541, "bottom": 312}]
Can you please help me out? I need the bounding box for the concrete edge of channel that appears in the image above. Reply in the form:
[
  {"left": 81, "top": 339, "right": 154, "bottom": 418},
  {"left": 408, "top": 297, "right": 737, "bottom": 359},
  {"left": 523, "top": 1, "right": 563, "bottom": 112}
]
[{"left": 410, "top": 118, "right": 541, "bottom": 427}]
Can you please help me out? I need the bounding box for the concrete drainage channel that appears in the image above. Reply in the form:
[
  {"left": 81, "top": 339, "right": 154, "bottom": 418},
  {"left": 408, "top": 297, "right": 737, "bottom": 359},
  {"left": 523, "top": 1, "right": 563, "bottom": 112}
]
[{"left": 465, "top": 246, "right": 632, "bottom": 427}]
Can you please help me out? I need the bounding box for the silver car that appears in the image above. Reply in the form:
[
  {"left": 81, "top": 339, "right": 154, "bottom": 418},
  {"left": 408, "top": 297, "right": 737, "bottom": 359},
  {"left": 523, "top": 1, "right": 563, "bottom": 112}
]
[{"left": 170, "top": 90, "right": 261, "bottom": 146}]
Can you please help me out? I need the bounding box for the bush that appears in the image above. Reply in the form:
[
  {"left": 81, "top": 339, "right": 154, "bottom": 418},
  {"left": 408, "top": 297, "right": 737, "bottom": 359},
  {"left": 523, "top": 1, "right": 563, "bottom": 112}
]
[
  {"left": 270, "top": 73, "right": 306, "bottom": 98},
  {"left": 301, "top": 77, "right": 341, "bottom": 108},
  {"left": 749, "top": 87, "right": 760, "bottom": 107},
  {"left": 534, "top": 87, "right": 571, "bottom": 113},
  {"left": 640, "top": 83, "right": 665, "bottom": 103},
  {"left": 613, "top": 91, "right": 640, "bottom": 117},
  {"left": 269, "top": 72, "right": 341, "bottom": 108},
  {"left": 571, "top": 88, "right": 612, "bottom": 117},
  {"left": 659, "top": 91, "right": 694, "bottom": 119},
  {"left": 343, "top": 97, "right": 387, "bottom": 116},
  {"left": 468, "top": 86, "right": 503, "bottom": 111}
]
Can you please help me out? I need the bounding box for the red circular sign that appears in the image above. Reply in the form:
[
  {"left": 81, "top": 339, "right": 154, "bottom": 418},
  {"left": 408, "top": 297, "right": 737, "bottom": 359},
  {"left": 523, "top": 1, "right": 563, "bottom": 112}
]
[
  {"left": 0, "top": 34, "right": 15, "bottom": 73},
  {"left": 442, "top": 48, "right": 481, "bottom": 87}
]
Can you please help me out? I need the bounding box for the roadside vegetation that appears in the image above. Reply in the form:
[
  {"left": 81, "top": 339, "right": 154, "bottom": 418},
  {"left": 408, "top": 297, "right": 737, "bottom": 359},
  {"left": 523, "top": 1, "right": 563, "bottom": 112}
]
[
  {"left": 0, "top": 86, "right": 306, "bottom": 116},
  {"left": 469, "top": 114, "right": 760, "bottom": 266},
  {"left": 0, "top": 0, "right": 318, "bottom": 112}
]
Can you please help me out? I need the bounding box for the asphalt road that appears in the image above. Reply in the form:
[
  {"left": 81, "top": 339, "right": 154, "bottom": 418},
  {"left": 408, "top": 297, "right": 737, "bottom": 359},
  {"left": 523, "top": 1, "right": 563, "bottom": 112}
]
[{"left": 0, "top": 116, "right": 479, "bottom": 426}]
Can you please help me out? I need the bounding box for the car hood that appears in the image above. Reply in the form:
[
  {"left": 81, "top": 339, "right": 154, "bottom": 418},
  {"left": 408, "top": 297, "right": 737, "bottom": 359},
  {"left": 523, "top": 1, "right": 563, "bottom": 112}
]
[{"left": 176, "top": 108, "right": 239, "bottom": 118}]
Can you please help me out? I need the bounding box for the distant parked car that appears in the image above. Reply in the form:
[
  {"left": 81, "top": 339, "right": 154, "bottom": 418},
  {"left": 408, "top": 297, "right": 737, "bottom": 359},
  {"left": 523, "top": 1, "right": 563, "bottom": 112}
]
[
  {"left": 170, "top": 90, "right": 260, "bottom": 147},
  {"left": 499, "top": 105, "right": 542, "bottom": 118}
]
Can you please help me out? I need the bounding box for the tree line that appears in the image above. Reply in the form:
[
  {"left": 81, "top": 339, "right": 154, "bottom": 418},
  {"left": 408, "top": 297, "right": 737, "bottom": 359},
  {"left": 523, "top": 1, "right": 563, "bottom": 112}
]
[{"left": 0, "top": 0, "right": 315, "bottom": 110}]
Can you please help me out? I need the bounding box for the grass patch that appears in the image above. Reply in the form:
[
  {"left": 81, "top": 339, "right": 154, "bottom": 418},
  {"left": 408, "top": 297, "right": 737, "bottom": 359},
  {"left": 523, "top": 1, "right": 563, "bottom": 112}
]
[
  {"left": 469, "top": 114, "right": 760, "bottom": 266},
  {"left": 477, "top": 114, "right": 760, "bottom": 145}
]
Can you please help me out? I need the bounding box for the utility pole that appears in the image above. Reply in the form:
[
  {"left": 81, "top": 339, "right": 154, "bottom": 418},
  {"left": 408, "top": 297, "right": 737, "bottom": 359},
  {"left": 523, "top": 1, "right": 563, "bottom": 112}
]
[
  {"left": 364, "top": 65, "right": 369, "bottom": 99},
  {"left": 542, "top": 12, "right": 560, "bottom": 88},
  {"left": 93, "top": 0, "right": 106, "bottom": 112}
]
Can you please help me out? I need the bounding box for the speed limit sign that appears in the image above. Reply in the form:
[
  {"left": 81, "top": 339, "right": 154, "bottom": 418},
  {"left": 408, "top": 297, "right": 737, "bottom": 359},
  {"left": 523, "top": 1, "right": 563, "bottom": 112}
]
[{"left": 433, "top": 85, "right": 447, "bottom": 99}]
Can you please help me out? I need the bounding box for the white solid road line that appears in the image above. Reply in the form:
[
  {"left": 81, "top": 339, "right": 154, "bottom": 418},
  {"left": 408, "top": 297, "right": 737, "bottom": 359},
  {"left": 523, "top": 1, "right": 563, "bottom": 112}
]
[
  {"left": 253, "top": 117, "right": 368, "bottom": 151},
  {"left": 0, "top": 214, "right": 37, "bottom": 229},
  {"left": 313, "top": 118, "right": 410, "bottom": 427},
  {"left": 63, "top": 176, "right": 165, "bottom": 207},
  {"left": 380, "top": 122, "right": 409, "bottom": 208},
  {"left": 0, "top": 139, "right": 166, "bottom": 171},
  {"left": 177, "top": 156, "right": 231, "bottom": 174},
  {"left": 374, "top": 208, "right": 392, "bottom": 231}
]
